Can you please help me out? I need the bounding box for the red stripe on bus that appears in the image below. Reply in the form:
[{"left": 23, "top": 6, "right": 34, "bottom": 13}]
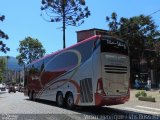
[{"left": 39, "top": 79, "right": 80, "bottom": 105}]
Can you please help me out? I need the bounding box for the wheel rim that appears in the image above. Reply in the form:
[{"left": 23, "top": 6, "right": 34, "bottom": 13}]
[
  {"left": 57, "top": 93, "right": 63, "bottom": 106},
  {"left": 67, "top": 95, "right": 74, "bottom": 107}
]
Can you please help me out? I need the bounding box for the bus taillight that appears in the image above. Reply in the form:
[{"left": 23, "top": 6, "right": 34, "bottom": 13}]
[{"left": 96, "top": 78, "right": 106, "bottom": 96}]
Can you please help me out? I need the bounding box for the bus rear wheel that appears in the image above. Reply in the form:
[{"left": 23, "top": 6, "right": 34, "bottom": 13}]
[
  {"left": 56, "top": 92, "right": 64, "bottom": 107},
  {"left": 66, "top": 93, "right": 75, "bottom": 109}
]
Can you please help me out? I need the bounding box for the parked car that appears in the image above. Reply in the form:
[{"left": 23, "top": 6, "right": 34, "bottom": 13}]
[
  {"left": 8, "top": 85, "right": 16, "bottom": 93},
  {"left": 14, "top": 85, "right": 19, "bottom": 91},
  {"left": 5, "top": 84, "right": 9, "bottom": 89},
  {"left": 19, "top": 86, "right": 24, "bottom": 92},
  {"left": 0, "top": 83, "right": 6, "bottom": 91},
  {"left": 18, "top": 84, "right": 24, "bottom": 92}
]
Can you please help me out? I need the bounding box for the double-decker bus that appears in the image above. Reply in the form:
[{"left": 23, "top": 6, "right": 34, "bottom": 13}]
[{"left": 24, "top": 35, "right": 130, "bottom": 109}]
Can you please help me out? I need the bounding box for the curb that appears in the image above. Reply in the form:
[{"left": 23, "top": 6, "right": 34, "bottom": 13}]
[{"left": 138, "top": 96, "right": 156, "bottom": 102}]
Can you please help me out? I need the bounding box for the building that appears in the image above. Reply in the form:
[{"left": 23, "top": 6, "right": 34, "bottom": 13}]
[
  {"left": 0, "top": 56, "right": 23, "bottom": 84},
  {"left": 131, "top": 49, "right": 160, "bottom": 88},
  {"left": 77, "top": 28, "right": 109, "bottom": 42}
]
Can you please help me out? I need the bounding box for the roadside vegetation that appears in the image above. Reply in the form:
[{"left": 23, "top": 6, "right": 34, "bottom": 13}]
[{"left": 0, "top": 14, "right": 9, "bottom": 53}]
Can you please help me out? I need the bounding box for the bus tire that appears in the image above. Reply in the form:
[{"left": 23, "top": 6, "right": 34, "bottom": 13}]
[
  {"left": 56, "top": 92, "right": 64, "bottom": 107},
  {"left": 66, "top": 93, "right": 75, "bottom": 109},
  {"left": 29, "top": 91, "right": 33, "bottom": 100}
]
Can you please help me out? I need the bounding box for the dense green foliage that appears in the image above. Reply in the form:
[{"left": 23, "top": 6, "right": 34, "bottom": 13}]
[
  {"left": 41, "top": 0, "right": 90, "bottom": 48},
  {"left": 0, "top": 58, "right": 6, "bottom": 83},
  {"left": 106, "top": 12, "right": 160, "bottom": 59},
  {"left": 135, "top": 90, "right": 147, "bottom": 98},
  {"left": 16, "top": 37, "right": 46, "bottom": 65},
  {"left": 0, "top": 14, "right": 10, "bottom": 53}
]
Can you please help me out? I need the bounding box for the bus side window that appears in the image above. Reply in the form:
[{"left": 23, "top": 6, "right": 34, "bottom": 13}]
[
  {"left": 45, "top": 52, "right": 78, "bottom": 72},
  {"left": 75, "top": 40, "right": 94, "bottom": 63}
]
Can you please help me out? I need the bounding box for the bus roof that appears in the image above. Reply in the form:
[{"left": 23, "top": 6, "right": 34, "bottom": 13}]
[{"left": 29, "top": 35, "right": 100, "bottom": 66}]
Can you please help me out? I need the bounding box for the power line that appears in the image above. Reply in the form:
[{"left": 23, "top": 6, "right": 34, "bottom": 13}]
[
  {"left": 148, "top": 9, "right": 160, "bottom": 16},
  {"left": 107, "top": 9, "right": 160, "bottom": 36}
]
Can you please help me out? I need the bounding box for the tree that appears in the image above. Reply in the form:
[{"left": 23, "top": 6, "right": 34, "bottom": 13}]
[
  {"left": 106, "top": 12, "right": 160, "bottom": 58},
  {"left": 41, "top": 0, "right": 90, "bottom": 48},
  {"left": 106, "top": 12, "right": 160, "bottom": 84},
  {"left": 0, "top": 58, "right": 6, "bottom": 83},
  {"left": 0, "top": 14, "right": 10, "bottom": 53},
  {"left": 16, "top": 37, "right": 46, "bottom": 65}
]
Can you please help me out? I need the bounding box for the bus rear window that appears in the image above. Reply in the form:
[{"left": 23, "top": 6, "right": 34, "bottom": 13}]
[{"left": 101, "top": 38, "right": 128, "bottom": 55}]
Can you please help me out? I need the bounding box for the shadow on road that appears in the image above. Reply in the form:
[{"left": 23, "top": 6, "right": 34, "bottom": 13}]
[
  {"left": 25, "top": 98, "right": 57, "bottom": 106},
  {"left": 24, "top": 98, "right": 160, "bottom": 120},
  {"left": 0, "top": 91, "right": 6, "bottom": 94}
]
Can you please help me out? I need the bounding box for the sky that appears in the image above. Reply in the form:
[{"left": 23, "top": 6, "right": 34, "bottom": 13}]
[{"left": 0, "top": 0, "right": 160, "bottom": 57}]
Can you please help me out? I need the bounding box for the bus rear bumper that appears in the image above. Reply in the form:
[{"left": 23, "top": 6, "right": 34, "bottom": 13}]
[{"left": 95, "top": 93, "right": 130, "bottom": 106}]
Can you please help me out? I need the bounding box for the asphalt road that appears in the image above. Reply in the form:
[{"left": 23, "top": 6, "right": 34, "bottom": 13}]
[{"left": 0, "top": 90, "right": 159, "bottom": 120}]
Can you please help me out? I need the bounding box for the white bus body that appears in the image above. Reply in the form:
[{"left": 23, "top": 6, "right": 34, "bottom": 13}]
[{"left": 24, "top": 35, "right": 130, "bottom": 108}]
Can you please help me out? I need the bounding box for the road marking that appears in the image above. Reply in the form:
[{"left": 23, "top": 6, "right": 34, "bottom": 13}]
[
  {"left": 123, "top": 107, "right": 159, "bottom": 114},
  {"left": 136, "top": 106, "right": 160, "bottom": 111}
]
